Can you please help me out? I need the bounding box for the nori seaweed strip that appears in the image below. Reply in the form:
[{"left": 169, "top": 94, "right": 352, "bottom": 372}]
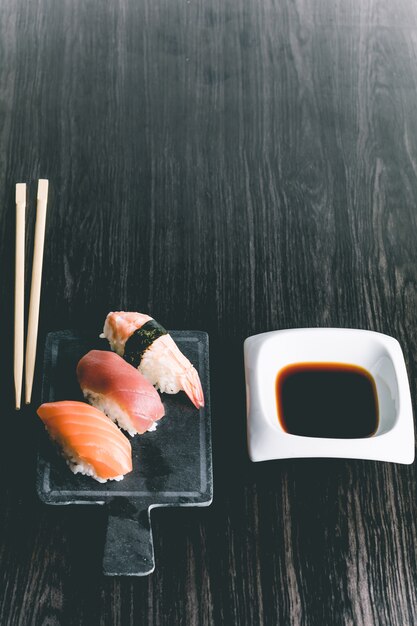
[{"left": 123, "top": 319, "right": 167, "bottom": 368}]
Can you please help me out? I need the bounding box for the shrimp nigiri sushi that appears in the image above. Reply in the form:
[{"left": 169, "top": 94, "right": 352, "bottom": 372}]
[
  {"left": 77, "top": 350, "right": 165, "bottom": 435},
  {"left": 37, "top": 401, "right": 132, "bottom": 483},
  {"left": 101, "top": 311, "right": 204, "bottom": 409}
]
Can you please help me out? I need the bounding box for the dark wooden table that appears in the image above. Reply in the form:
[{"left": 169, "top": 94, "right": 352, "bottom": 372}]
[{"left": 1, "top": 0, "right": 417, "bottom": 624}]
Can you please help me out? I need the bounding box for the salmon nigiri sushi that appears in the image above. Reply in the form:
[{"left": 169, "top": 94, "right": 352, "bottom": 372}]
[
  {"left": 37, "top": 401, "right": 132, "bottom": 483},
  {"left": 77, "top": 350, "right": 165, "bottom": 435},
  {"left": 101, "top": 312, "right": 204, "bottom": 409}
]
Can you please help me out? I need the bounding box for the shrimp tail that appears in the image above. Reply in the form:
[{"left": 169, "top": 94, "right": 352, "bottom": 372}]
[{"left": 180, "top": 366, "right": 205, "bottom": 409}]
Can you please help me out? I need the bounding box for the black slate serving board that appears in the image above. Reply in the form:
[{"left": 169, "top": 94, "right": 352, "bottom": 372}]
[{"left": 36, "top": 330, "right": 213, "bottom": 576}]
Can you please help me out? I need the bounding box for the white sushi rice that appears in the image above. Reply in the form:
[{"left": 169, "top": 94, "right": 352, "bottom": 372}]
[
  {"left": 139, "top": 349, "right": 181, "bottom": 394},
  {"left": 51, "top": 435, "right": 124, "bottom": 483},
  {"left": 82, "top": 389, "right": 157, "bottom": 436}
]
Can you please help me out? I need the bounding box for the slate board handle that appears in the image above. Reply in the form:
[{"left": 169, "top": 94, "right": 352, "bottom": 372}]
[{"left": 103, "top": 498, "right": 155, "bottom": 576}]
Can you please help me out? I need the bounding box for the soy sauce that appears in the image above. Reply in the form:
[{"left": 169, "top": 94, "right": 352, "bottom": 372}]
[{"left": 276, "top": 363, "right": 379, "bottom": 438}]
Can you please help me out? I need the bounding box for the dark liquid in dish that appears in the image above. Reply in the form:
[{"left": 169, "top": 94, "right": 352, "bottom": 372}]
[{"left": 276, "top": 363, "right": 379, "bottom": 438}]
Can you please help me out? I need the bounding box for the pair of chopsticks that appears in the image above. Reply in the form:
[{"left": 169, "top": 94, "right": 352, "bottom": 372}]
[{"left": 14, "top": 179, "right": 49, "bottom": 410}]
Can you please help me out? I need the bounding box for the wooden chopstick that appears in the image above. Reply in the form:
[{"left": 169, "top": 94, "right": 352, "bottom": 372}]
[
  {"left": 25, "top": 179, "right": 49, "bottom": 405},
  {"left": 14, "top": 183, "right": 26, "bottom": 410}
]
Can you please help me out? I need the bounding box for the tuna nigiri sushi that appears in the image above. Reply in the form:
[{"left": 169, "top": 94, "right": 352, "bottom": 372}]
[
  {"left": 37, "top": 401, "right": 132, "bottom": 483},
  {"left": 77, "top": 350, "right": 165, "bottom": 436},
  {"left": 101, "top": 311, "right": 204, "bottom": 409}
]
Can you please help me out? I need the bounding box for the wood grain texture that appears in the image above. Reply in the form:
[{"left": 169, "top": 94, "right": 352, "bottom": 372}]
[{"left": 1, "top": 0, "right": 417, "bottom": 624}]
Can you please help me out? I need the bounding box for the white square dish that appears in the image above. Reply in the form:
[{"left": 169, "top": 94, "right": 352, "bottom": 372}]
[{"left": 244, "top": 328, "right": 415, "bottom": 464}]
